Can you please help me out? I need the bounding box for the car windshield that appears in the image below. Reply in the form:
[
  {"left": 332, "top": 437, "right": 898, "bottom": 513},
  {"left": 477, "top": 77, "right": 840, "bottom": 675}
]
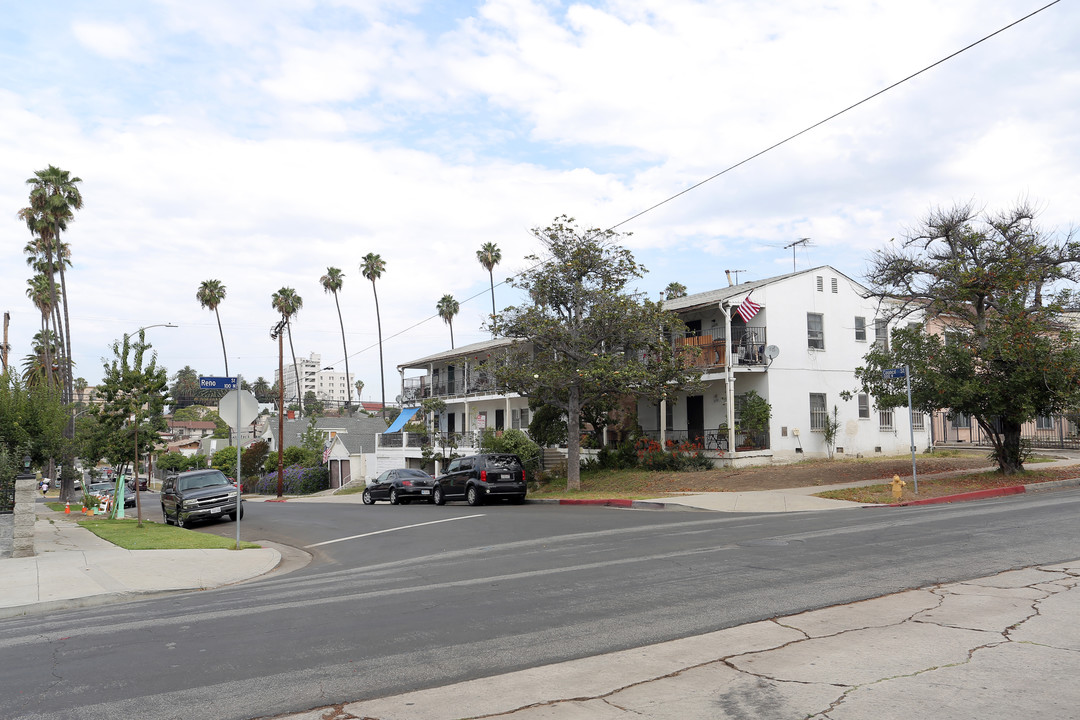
[{"left": 178, "top": 472, "right": 230, "bottom": 491}]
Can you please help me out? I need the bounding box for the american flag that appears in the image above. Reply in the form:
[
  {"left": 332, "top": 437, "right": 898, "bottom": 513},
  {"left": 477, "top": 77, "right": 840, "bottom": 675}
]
[
  {"left": 736, "top": 293, "right": 761, "bottom": 323},
  {"left": 322, "top": 444, "right": 332, "bottom": 464}
]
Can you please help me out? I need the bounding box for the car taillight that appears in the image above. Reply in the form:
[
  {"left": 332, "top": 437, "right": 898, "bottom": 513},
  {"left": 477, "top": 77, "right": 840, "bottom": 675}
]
[
  {"left": 402, "top": 480, "right": 413, "bottom": 487},
  {"left": 521, "top": 469, "right": 526, "bottom": 483},
  {"left": 481, "top": 470, "right": 487, "bottom": 482}
]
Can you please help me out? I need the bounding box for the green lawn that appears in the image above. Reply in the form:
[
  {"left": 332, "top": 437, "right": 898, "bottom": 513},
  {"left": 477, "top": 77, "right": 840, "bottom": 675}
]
[{"left": 77, "top": 518, "right": 261, "bottom": 550}]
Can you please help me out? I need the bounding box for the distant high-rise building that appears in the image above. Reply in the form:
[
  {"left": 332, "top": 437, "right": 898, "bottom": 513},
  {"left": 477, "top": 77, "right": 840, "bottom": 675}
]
[{"left": 274, "top": 352, "right": 354, "bottom": 407}]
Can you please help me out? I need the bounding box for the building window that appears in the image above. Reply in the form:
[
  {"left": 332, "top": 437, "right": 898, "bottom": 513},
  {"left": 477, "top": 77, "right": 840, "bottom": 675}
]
[
  {"left": 912, "top": 412, "right": 925, "bottom": 431},
  {"left": 1036, "top": 415, "right": 1054, "bottom": 430},
  {"left": 807, "top": 313, "right": 824, "bottom": 350},
  {"left": 874, "top": 319, "right": 889, "bottom": 351},
  {"left": 858, "top": 393, "right": 870, "bottom": 419},
  {"left": 831, "top": 277, "right": 838, "bottom": 293},
  {"left": 810, "top": 393, "right": 827, "bottom": 431},
  {"left": 854, "top": 317, "right": 866, "bottom": 342},
  {"left": 951, "top": 412, "right": 970, "bottom": 428},
  {"left": 665, "top": 401, "right": 674, "bottom": 431},
  {"left": 816, "top": 275, "right": 823, "bottom": 292},
  {"left": 879, "top": 408, "right": 894, "bottom": 431}
]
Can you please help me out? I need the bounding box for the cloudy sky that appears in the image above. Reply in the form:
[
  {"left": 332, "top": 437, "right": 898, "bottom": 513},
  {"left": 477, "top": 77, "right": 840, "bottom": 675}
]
[{"left": 2, "top": 0, "right": 1077, "bottom": 404}]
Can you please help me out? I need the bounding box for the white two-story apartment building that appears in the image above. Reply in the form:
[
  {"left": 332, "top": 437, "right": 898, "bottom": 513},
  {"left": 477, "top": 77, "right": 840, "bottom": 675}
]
[{"left": 642, "top": 266, "right": 931, "bottom": 462}]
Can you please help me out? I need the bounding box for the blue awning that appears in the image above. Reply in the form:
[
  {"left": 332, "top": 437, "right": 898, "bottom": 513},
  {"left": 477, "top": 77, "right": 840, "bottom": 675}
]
[{"left": 383, "top": 407, "right": 420, "bottom": 433}]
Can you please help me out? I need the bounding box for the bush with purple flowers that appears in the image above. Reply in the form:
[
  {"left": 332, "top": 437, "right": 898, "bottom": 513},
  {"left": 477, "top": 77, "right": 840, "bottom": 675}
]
[{"left": 251, "top": 464, "right": 330, "bottom": 495}]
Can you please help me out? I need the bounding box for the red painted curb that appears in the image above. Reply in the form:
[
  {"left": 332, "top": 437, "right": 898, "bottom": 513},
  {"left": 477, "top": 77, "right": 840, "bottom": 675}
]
[
  {"left": 265, "top": 498, "right": 289, "bottom": 503},
  {"left": 893, "top": 485, "right": 1026, "bottom": 507},
  {"left": 558, "top": 498, "right": 633, "bottom": 507}
]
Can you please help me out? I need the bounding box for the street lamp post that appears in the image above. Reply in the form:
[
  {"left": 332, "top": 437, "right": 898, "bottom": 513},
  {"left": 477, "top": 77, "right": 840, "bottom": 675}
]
[{"left": 120, "top": 323, "right": 177, "bottom": 526}]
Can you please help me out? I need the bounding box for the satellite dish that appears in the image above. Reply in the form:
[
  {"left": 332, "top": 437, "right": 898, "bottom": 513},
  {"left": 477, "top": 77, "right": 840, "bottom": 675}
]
[{"left": 764, "top": 345, "right": 780, "bottom": 360}]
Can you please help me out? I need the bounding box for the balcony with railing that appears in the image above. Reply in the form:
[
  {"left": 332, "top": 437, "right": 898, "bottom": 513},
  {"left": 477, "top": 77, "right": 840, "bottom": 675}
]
[
  {"left": 672, "top": 327, "right": 768, "bottom": 371},
  {"left": 401, "top": 367, "right": 506, "bottom": 403}
]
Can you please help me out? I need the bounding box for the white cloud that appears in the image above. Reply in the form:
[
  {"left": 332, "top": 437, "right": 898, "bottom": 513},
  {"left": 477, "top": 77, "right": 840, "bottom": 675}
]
[{"left": 71, "top": 21, "right": 145, "bottom": 61}]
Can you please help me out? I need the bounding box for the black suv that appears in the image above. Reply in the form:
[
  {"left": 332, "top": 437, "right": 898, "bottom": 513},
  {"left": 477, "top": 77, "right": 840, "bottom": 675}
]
[
  {"left": 432, "top": 453, "right": 527, "bottom": 506},
  {"left": 161, "top": 469, "right": 244, "bottom": 528}
]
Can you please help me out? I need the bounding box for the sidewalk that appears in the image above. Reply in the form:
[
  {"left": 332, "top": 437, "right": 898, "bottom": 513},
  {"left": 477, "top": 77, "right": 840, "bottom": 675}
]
[
  {"left": 274, "top": 560, "right": 1080, "bottom": 720},
  {"left": 0, "top": 506, "right": 285, "bottom": 619}
]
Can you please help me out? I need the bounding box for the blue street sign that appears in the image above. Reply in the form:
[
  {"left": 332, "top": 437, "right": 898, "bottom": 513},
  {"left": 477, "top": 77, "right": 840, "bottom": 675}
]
[
  {"left": 882, "top": 367, "right": 907, "bottom": 380},
  {"left": 199, "top": 376, "right": 237, "bottom": 390}
]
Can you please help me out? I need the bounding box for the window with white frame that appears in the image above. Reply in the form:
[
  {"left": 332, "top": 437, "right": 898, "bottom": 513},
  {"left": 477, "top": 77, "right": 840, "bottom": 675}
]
[
  {"left": 911, "top": 412, "right": 925, "bottom": 431},
  {"left": 879, "top": 408, "right": 894, "bottom": 431},
  {"left": 810, "top": 393, "right": 828, "bottom": 431},
  {"left": 854, "top": 316, "right": 866, "bottom": 342},
  {"left": 874, "top": 319, "right": 889, "bottom": 351},
  {"left": 858, "top": 393, "right": 870, "bottom": 419},
  {"left": 1036, "top": 415, "right": 1054, "bottom": 430},
  {"left": 807, "top": 313, "right": 824, "bottom": 349}
]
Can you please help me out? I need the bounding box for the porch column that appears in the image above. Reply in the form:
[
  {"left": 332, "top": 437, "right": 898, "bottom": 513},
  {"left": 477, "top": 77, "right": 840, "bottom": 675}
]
[{"left": 722, "top": 302, "right": 736, "bottom": 458}]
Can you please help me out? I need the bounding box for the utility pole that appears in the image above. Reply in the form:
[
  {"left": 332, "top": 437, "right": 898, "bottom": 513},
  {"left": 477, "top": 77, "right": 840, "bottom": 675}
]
[
  {"left": 271, "top": 320, "right": 287, "bottom": 498},
  {"left": 1, "top": 311, "right": 9, "bottom": 372},
  {"left": 783, "top": 238, "right": 811, "bottom": 272}
]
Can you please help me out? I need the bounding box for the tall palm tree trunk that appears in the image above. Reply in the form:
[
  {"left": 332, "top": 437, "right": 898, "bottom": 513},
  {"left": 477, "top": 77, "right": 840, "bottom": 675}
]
[
  {"left": 373, "top": 284, "right": 385, "bottom": 420},
  {"left": 488, "top": 269, "right": 496, "bottom": 336},
  {"left": 56, "top": 239, "right": 74, "bottom": 410},
  {"left": 287, "top": 322, "right": 301, "bottom": 415},
  {"left": 333, "top": 293, "right": 351, "bottom": 410},
  {"left": 214, "top": 307, "right": 229, "bottom": 377}
]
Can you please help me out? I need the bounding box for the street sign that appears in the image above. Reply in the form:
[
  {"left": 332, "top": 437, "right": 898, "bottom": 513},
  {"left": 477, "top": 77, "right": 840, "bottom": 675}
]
[
  {"left": 882, "top": 367, "right": 907, "bottom": 379},
  {"left": 219, "top": 390, "right": 260, "bottom": 430},
  {"left": 199, "top": 376, "right": 237, "bottom": 390}
]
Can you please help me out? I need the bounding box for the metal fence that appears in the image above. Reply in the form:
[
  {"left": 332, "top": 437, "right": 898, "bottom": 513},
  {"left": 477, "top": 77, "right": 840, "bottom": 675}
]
[
  {"left": 0, "top": 476, "right": 14, "bottom": 514},
  {"left": 931, "top": 411, "right": 1080, "bottom": 450}
]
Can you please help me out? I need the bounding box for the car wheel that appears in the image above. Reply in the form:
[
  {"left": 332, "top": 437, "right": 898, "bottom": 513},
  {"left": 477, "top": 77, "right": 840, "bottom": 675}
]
[
  {"left": 389, "top": 488, "right": 399, "bottom": 505},
  {"left": 162, "top": 504, "right": 172, "bottom": 525},
  {"left": 228, "top": 507, "right": 244, "bottom": 521},
  {"left": 511, "top": 495, "right": 526, "bottom": 505},
  {"left": 467, "top": 485, "right": 483, "bottom": 507},
  {"left": 362, "top": 489, "right": 374, "bottom": 505},
  {"left": 433, "top": 486, "right": 445, "bottom": 506},
  {"left": 176, "top": 511, "right": 187, "bottom": 528}
]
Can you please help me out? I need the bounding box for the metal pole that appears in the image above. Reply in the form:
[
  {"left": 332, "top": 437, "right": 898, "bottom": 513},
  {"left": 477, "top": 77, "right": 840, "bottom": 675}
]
[
  {"left": 235, "top": 377, "right": 242, "bottom": 550},
  {"left": 906, "top": 365, "right": 918, "bottom": 493},
  {"left": 277, "top": 331, "right": 285, "bottom": 498}
]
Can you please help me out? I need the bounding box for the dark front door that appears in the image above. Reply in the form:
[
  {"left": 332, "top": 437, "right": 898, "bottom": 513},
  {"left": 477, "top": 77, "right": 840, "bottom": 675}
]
[
  {"left": 687, "top": 395, "right": 705, "bottom": 445},
  {"left": 495, "top": 409, "right": 505, "bottom": 430},
  {"left": 447, "top": 411, "right": 456, "bottom": 434}
]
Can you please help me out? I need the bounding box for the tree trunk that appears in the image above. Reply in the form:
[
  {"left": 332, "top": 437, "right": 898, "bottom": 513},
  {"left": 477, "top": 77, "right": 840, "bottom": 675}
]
[
  {"left": 373, "top": 283, "right": 385, "bottom": 420},
  {"left": 287, "top": 321, "right": 301, "bottom": 416},
  {"left": 333, "top": 293, "right": 350, "bottom": 410},
  {"left": 981, "top": 416, "right": 1024, "bottom": 475},
  {"left": 215, "top": 307, "right": 229, "bottom": 377},
  {"left": 566, "top": 384, "right": 581, "bottom": 491}
]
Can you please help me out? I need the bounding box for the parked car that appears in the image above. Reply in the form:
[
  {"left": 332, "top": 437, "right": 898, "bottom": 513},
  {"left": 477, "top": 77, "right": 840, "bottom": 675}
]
[
  {"left": 363, "top": 468, "right": 436, "bottom": 505},
  {"left": 87, "top": 481, "right": 136, "bottom": 508},
  {"left": 160, "top": 469, "right": 244, "bottom": 528},
  {"left": 126, "top": 477, "right": 148, "bottom": 492},
  {"left": 432, "top": 453, "right": 527, "bottom": 506}
]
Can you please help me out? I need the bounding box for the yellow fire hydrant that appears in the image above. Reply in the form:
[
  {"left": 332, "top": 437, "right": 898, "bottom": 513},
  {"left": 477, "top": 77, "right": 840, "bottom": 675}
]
[{"left": 890, "top": 474, "right": 907, "bottom": 501}]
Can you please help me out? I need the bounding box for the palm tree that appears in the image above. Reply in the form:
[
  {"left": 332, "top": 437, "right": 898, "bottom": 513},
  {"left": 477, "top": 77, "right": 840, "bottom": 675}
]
[
  {"left": 320, "top": 267, "right": 352, "bottom": 409},
  {"left": 251, "top": 376, "right": 271, "bottom": 403},
  {"left": 271, "top": 288, "right": 304, "bottom": 414},
  {"left": 20, "top": 165, "right": 83, "bottom": 408},
  {"left": 26, "top": 274, "right": 56, "bottom": 386},
  {"left": 196, "top": 279, "right": 229, "bottom": 377},
  {"left": 476, "top": 242, "right": 502, "bottom": 336},
  {"left": 21, "top": 330, "right": 62, "bottom": 389},
  {"left": 436, "top": 294, "right": 460, "bottom": 349},
  {"left": 664, "top": 282, "right": 688, "bottom": 299},
  {"left": 360, "top": 253, "right": 387, "bottom": 419}
]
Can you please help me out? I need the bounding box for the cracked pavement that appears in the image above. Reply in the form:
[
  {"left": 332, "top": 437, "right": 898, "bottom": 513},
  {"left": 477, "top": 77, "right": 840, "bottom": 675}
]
[{"left": 268, "top": 561, "right": 1080, "bottom": 720}]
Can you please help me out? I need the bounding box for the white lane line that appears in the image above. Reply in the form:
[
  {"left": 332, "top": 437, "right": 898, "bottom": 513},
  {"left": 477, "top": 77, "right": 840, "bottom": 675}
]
[{"left": 304, "top": 514, "right": 486, "bottom": 548}]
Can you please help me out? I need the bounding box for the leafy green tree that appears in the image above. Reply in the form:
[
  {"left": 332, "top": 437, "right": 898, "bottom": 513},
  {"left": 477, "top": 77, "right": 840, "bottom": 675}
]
[
  {"left": 527, "top": 402, "right": 567, "bottom": 448},
  {"left": 436, "top": 294, "right": 460, "bottom": 349},
  {"left": 251, "top": 376, "right": 272, "bottom": 402},
  {"left": 271, "top": 287, "right": 304, "bottom": 414},
  {"left": 303, "top": 390, "right": 324, "bottom": 416},
  {"left": 479, "top": 428, "right": 541, "bottom": 476},
  {"left": 170, "top": 366, "right": 201, "bottom": 409},
  {"left": 493, "top": 216, "right": 701, "bottom": 490},
  {"left": 196, "top": 279, "right": 229, "bottom": 377},
  {"left": 320, "top": 267, "right": 352, "bottom": 408},
  {"left": 19, "top": 165, "right": 83, "bottom": 411},
  {"left": 241, "top": 440, "right": 270, "bottom": 479},
  {"left": 858, "top": 200, "right": 1080, "bottom": 474},
  {"left": 476, "top": 242, "right": 502, "bottom": 335},
  {"left": 0, "top": 370, "right": 66, "bottom": 475},
  {"left": 211, "top": 446, "right": 237, "bottom": 477},
  {"left": 94, "top": 330, "right": 169, "bottom": 519},
  {"left": 361, "top": 253, "right": 387, "bottom": 419},
  {"left": 299, "top": 416, "right": 328, "bottom": 456}
]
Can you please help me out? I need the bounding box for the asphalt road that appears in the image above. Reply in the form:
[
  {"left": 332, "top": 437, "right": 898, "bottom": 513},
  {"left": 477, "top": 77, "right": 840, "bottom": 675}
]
[{"left": 2, "top": 489, "right": 1079, "bottom": 720}]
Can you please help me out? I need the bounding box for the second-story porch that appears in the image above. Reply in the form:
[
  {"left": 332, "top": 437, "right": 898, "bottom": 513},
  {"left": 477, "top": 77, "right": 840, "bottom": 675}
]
[{"left": 672, "top": 326, "right": 768, "bottom": 372}]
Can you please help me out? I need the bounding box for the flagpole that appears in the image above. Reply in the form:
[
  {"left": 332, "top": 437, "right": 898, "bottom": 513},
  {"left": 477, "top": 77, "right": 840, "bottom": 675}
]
[{"left": 722, "top": 302, "right": 736, "bottom": 460}]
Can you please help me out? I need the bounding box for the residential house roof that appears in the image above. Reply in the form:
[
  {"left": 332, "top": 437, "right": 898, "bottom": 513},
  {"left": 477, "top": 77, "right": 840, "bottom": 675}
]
[
  {"left": 266, "top": 415, "right": 389, "bottom": 455},
  {"left": 398, "top": 337, "right": 516, "bottom": 370},
  {"left": 661, "top": 266, "right": 871, "bottom": 313}
]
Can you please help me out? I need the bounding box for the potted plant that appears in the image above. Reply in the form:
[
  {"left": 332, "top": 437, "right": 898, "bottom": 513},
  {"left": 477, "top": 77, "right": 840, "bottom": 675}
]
[{"left": 738, "top": 391, "right": 772, "bottom": 450}]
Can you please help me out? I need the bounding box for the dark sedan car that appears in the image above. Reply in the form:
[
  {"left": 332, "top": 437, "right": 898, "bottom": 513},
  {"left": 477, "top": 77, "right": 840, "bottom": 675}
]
[{"left": 363, "top": 468, "right": 435, "bottom": 505}]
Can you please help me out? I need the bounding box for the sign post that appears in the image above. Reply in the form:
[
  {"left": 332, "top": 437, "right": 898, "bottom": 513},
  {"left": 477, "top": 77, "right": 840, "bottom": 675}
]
[
  {"left": 201, "top": 376, "right": 246, "bottom": 548},
  {"left": 883, "top": 367, "right": 918, "bottom": 494}
]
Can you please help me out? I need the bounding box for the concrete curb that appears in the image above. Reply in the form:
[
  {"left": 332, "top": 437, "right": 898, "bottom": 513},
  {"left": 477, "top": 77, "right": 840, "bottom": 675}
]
[{"left": 888, "top": 476, "right": 1080, "bottom": 507}]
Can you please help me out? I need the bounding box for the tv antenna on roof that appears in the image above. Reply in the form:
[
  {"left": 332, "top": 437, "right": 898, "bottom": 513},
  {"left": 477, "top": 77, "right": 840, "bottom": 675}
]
[{"left": 783, "top": 238, "right": 811, "bottom": 272}]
